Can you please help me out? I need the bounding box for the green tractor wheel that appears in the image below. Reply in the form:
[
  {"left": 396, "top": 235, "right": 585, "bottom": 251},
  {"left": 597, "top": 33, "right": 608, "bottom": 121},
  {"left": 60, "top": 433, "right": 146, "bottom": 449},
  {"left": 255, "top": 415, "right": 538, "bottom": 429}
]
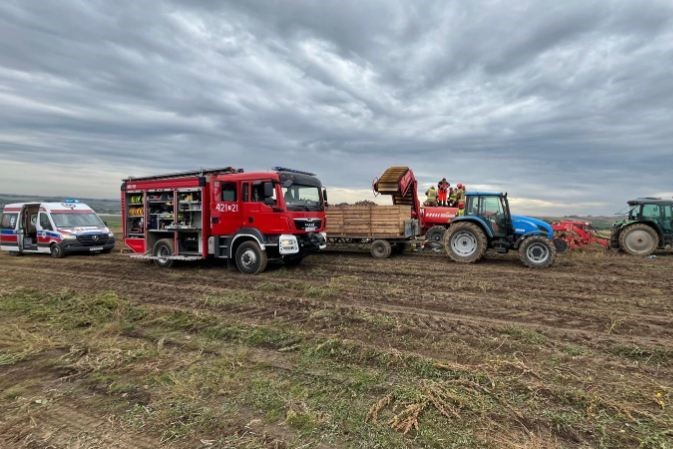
[{"left": 618, "top": 224, "right": 659, "bottom": 256}]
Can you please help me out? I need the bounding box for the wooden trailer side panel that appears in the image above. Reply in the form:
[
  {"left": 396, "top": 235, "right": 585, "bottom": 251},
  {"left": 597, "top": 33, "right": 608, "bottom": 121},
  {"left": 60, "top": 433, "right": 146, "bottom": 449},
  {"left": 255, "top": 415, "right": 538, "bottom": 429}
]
[{"left": 326, "top": 205, "right": 412, "bottom": 238}]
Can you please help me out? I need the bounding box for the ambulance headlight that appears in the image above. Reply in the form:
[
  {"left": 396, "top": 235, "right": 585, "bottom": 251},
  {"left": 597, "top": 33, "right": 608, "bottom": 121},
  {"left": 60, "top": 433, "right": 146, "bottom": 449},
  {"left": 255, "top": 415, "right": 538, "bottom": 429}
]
[{"left": 278, "top": 234, "right": 299, "bottom": 255}]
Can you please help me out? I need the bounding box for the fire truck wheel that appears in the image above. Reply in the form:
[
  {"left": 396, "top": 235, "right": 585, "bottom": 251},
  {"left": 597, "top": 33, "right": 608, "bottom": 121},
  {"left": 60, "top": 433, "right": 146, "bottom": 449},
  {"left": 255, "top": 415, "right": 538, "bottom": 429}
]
[
  {"left": 519, "top": 236, "right": 556, "bottom": 269},
  {"left": 370, "top": 240, "right": 392, "bottom": 259},
  {"left": 153, "top": 239, "right": 174, "bottom": 268},
  {"left": 235, "top": 241, "right": 268, "bottom": 274},
  {"left": 444, "top": 222, "right": 487, "bottom": 263},
  {"left": 50, "top": 243, "right": 65, "bottom": 259}
]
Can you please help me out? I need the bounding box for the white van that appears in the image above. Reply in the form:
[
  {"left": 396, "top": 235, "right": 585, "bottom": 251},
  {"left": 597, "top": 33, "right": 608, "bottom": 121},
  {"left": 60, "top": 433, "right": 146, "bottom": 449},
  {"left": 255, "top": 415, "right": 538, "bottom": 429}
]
[{"left": 0, "top": 200, "right": 115, "bottom": 258}]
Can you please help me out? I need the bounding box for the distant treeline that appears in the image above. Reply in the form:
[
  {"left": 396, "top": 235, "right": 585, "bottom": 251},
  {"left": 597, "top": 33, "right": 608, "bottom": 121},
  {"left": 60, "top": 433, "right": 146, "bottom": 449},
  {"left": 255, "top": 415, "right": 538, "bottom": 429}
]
[{"left": 0, "top": 194, "right": 121, "bottom": 214}]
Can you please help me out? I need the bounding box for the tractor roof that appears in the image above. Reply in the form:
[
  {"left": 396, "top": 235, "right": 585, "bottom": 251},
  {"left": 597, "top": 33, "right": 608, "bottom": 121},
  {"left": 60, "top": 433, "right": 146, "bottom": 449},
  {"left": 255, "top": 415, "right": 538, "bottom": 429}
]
[
  {"left": 466, "top": 191, "right": 504, "bottom": 197},
  {"left": 627, "top": 197, "right": 673, "bottom": 206}
]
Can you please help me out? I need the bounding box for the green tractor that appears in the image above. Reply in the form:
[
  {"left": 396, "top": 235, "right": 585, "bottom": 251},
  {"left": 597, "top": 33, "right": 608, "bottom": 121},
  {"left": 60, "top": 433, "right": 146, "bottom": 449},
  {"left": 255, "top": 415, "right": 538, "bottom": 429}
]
[{"left": 611, "top": 198, "right": 673, "bottom": 256}]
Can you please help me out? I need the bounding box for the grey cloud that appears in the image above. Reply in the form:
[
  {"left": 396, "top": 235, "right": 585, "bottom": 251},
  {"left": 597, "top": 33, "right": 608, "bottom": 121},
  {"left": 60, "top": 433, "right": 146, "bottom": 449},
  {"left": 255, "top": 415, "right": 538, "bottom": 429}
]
[{"left": 1, "top": 0, "right": 672, "bottom": 214}]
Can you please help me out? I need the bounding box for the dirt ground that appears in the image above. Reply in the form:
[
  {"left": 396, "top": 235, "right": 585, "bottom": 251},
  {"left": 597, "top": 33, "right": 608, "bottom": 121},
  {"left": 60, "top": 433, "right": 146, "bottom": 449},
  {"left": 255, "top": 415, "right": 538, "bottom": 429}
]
[{"left": 0, "top": 247, "right": 671, "bottom": 448}]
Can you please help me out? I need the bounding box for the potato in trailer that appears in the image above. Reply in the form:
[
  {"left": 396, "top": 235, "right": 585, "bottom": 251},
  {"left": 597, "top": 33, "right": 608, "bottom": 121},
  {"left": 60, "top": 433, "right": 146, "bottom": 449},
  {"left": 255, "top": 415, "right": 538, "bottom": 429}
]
[{"left": 121, "top": 167, "right": 328, "bottom": 274}]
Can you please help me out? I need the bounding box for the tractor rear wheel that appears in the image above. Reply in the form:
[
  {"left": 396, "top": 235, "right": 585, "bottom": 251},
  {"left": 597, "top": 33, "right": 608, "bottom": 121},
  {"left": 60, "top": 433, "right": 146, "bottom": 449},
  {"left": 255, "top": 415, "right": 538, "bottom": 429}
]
[
  {"left": 425, "top": 225, "right": 446, "bottom": 250},
  {"left": 444, "top": 222, "right": 487, "bottom": 264},
  {"left": 519, "top": 236, "right": 556, "bottom": 268},
  {"left": 619, "top": 224, "right": 659, "bottom": 256},
  {"left": 370, "top": 240, "right": 392, "bottom": 259}
]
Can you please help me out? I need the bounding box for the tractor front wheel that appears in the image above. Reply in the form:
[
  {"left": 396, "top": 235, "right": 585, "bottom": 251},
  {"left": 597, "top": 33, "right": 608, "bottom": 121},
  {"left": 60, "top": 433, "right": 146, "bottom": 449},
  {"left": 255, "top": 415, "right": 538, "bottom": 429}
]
[
  {"left": 519, "top": 236, "right": 556, "bottom": 268},
  {"left": 444, "top": 222, "right": 487, "bottom": 264},
  {"left": 619, "top": 224, "right": 659, "bottom": 256}
]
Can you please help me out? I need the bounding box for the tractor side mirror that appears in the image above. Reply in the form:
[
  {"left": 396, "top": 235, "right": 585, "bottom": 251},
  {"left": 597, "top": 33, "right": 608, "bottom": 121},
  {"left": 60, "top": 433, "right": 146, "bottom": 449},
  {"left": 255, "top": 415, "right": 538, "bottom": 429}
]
[{"left": 322, "top": 188, "right": 328, "bottom": 208}]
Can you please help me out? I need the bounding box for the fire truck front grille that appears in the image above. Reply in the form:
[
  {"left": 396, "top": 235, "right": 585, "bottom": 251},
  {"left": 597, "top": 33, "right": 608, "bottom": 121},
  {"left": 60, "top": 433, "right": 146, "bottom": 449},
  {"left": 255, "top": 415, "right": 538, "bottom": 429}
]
[
  {"left": 77, "top": 234, "right": 109, "bottom": 246},
  {"left": 294, "top": 219, "right": 322, "bottom": 231}
]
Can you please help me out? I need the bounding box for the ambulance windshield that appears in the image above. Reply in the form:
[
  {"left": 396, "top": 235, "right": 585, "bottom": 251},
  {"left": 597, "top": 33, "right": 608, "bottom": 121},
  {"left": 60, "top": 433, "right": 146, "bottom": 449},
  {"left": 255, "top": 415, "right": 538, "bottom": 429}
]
[{"left": 51, "top": 213, "right": 105, "bottom": 228}]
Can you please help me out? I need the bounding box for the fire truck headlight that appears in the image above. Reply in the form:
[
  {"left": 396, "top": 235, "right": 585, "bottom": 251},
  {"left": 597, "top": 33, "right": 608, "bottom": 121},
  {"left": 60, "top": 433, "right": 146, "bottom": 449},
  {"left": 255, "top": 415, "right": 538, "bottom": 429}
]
[{"left": 278, "top": 235, "right": 299, "bottom": 255}]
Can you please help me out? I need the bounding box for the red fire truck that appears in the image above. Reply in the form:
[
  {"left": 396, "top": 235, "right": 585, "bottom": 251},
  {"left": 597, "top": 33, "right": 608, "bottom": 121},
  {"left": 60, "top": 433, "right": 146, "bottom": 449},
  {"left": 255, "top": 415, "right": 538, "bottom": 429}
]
[{"left": 121, "top": 167, "right": 327, "bottom": 274}]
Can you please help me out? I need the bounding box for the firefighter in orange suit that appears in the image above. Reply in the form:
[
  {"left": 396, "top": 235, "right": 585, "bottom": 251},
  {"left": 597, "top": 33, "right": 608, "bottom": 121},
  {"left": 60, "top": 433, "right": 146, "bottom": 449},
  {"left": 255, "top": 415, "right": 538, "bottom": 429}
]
[{"left": 437, "top": 178, "right": 450, "bottom": 207}]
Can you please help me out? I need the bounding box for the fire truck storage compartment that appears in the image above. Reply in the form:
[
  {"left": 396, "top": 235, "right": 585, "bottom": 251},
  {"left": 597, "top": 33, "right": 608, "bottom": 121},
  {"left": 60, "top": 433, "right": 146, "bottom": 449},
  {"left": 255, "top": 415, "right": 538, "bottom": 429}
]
[{"left": 124, "top": 187, "right": 204, "bottom": 257}]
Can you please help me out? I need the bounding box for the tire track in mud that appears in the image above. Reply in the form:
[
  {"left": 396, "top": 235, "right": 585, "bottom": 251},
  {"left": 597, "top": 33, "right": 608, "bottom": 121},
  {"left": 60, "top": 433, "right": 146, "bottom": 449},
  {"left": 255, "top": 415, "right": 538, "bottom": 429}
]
[{"left": 3, "top": 255, "right": 672, "bottom": 352}]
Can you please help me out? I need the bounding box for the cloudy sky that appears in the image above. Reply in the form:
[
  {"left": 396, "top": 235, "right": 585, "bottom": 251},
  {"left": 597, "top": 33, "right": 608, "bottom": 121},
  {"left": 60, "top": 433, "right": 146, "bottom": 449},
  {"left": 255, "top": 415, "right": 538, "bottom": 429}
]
[{"left": 1, "top": 0, "right": 672, "bottom": 215}]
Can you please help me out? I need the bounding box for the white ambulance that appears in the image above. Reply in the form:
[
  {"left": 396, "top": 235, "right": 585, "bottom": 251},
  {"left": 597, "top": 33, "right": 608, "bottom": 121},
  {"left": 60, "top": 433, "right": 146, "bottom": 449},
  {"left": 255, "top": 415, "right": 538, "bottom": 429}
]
[{"left": 0, "top": 200, "right": 115, "bottom": 257}]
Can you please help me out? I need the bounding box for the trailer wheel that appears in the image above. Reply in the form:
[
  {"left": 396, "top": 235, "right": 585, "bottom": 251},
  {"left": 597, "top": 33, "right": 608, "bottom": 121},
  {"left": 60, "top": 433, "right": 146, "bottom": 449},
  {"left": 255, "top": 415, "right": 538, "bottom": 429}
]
[
  {"left": 153, "top": 239, "right": 174, "bottom": 268},
  {"left": 444, "top": 222, "right": 487, "bottom": 263},
  {"left": 235, "top": 241, "right": 268, "bottom": 274},
  {"left": 370, "top": 239, "right": 392, "bottom": 259},
  {"left": 519, "top": 236, "right": 556, "bottom": 268},
  {"left": 50, "top": 243, "right": 65, "bottom": 259},
  {"left": 618, "top": 224, "right": 659, "bottom": 256},
  {"left": 425, "top": 225, "right": 446, "bottom": 250}
]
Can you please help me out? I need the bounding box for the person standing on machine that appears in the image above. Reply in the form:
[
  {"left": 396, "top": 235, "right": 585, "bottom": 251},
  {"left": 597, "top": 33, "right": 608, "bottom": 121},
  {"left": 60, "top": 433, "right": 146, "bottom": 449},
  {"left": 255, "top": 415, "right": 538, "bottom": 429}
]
[{"left": 437, "top": 178, "right": 450, "bottom": 207}]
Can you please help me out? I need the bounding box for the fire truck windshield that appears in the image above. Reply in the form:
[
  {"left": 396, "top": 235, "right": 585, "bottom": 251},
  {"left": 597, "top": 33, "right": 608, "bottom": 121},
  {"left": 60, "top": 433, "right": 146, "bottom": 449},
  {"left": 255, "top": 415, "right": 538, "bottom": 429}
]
[
  {"left": 51, "top": 212, "right": 105, "bottom": 228},
  {"left": 282, "top": 185, "right": 323, "bottom": 212}
]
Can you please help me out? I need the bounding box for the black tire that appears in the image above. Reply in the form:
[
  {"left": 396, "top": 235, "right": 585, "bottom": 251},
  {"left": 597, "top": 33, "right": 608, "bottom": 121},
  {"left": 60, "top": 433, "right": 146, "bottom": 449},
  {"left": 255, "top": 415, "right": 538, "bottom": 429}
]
[
  {"left": 425, "top": 225, "right": 446, "bottom": 250},
  {"left": 50, "top": 243, "right": 65, "bottom": 259},
  {"left": 8, "top": 251, "right": 22, "bottom": 257},
  {"left": 443, "top": 222, "right": 487, "bottom": 264},
  {"left": 153, "top": 239, "right": 174, "bottom": 268},
  {"left": 235, "top": 241, "right": 268, "bottom": 274},
  {"left": 391, "top": 242, "right": 406, "bottom": 255},
  {"left": 101, "top": 248, "right": 113, "bottom": 254},
  {"left": 618, "top": 224, "right": 659, "bottom": 256},
  {"left": 370, "top": 239, "right": 392, "bottom": 259},
  {"left": 518, "top": 236, "right": 556, "bottom": 268},
  {"left": 283, "top": 254, "right": 305, "bottom": 266}
]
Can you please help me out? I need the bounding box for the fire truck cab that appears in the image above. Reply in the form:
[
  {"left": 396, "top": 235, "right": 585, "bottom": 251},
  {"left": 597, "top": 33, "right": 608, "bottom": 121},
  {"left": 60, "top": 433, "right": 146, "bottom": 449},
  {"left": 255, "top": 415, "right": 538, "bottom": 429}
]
[
  {"left": 0, "top": 201, "right": 115, "bottom": 258},
  {"left": 121, "top": 167, "right": 327, "bottom": 274}
]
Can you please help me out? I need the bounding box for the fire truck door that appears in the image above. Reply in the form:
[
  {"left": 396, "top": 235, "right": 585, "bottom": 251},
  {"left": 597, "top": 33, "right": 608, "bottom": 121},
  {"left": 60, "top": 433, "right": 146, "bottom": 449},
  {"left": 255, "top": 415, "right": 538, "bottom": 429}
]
[{"left": 210, "top": 181, "right": 241, "bottom": 236}]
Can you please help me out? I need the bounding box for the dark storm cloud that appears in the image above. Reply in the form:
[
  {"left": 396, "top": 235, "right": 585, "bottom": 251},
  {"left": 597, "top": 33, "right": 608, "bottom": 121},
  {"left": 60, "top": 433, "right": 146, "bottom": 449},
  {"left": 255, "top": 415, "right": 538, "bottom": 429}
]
[{"left": 1, "top": 0, "right": 672, "bottom": 213}]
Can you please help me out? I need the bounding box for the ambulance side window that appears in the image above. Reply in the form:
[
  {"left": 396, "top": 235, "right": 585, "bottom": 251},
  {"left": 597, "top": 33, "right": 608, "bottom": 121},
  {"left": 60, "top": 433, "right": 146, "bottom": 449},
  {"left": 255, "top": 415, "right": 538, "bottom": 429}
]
[
  {"left": 39, "top": 213, "right": 53, "bottom": 231},
  {"left": 1, "top": 213, "right": 18, "bottom": 229}
]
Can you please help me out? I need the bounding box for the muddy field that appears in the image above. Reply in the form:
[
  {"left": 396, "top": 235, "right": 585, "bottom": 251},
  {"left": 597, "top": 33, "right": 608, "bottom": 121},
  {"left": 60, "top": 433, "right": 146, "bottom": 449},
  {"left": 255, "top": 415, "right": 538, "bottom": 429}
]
[{"left": 0, "top": 247, "right": 672, "bottom": 448}]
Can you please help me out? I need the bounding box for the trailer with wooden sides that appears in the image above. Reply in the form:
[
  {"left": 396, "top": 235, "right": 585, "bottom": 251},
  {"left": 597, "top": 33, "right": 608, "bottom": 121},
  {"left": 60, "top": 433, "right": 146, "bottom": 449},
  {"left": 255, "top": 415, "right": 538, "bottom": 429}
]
[{"left": 325, "top": 204, "right": 420, "bottom": 258}]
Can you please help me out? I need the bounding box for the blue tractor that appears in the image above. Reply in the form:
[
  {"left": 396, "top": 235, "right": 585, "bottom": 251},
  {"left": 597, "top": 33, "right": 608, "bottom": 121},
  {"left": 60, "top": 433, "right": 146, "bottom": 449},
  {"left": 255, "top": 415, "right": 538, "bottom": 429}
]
[{"left": 443, "top": 192, "right": 558, "bottom": 268}]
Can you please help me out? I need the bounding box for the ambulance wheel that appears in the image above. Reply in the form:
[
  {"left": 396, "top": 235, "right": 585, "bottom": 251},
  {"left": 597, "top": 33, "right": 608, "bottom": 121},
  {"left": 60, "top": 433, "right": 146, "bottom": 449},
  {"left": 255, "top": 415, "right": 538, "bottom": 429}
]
[
  {"left": 519, "top": 236, "right": 556, "bottom": 269},
  {"left": 444, "top": 222, "right": 487, "bottom": 264},
  {"left": 153, "top": 239, "right": 174, "bottom": 268},
  {"left": 235, "top": 241, "right": 268, "bottom": 274},
  {"left": 370, "top": 240, "right": 392, "bottom": 259},
  {"left": 50, "top": 243, "right": 65, "bottom": 259}
]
